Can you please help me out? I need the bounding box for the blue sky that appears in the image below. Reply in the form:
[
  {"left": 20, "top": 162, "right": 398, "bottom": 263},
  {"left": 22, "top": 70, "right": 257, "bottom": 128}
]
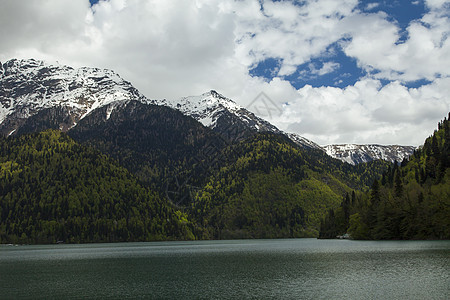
[
  {"left": 1, "top": 0, "right": 449, "bottom": 145},
  {"left": 250, "top": 0, "right": 431, "bottom": 89}
]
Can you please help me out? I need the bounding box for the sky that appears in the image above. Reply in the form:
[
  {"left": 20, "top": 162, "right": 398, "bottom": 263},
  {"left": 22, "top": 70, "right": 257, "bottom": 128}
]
[{"left": 0, "top": 0, "right": 449, "bottom": 146}]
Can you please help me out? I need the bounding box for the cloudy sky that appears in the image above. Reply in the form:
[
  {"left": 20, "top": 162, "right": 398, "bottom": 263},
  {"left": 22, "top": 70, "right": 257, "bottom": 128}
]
[{"left": 1, "top": 0, "right": 449, "bottom": 146}]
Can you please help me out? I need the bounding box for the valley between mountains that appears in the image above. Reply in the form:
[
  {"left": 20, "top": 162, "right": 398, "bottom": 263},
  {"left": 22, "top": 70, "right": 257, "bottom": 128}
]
[{"left": 0, "top": 59, "right": 448, "bottom": 243}]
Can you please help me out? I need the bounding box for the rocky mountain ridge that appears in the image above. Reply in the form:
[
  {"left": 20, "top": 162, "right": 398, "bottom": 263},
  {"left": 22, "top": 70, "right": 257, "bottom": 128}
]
[
  {"left": 0, "top": 58, "right": 148, "bottom": 135},
  {"left": 158, "top": 90, "right": 414, "bottom": 163},
  {"left": 323, "top": 144, "right": 416, "bottom": 165},
  {"left": 0, "top": 58, "right": 414, "bottom": 164}
]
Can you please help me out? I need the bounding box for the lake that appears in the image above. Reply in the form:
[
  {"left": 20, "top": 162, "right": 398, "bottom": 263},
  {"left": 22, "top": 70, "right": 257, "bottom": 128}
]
[{"left": 1, "top": 239, "right": 449, "bottom": 299}]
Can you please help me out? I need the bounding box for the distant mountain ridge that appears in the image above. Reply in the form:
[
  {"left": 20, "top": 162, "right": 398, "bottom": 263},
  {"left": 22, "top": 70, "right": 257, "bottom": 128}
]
[
  {"left": 0, "top": 58, "right": 414, "bottom": 164},
  {"left": 323, "top": 144, "right": 416, "bottom": 165}
]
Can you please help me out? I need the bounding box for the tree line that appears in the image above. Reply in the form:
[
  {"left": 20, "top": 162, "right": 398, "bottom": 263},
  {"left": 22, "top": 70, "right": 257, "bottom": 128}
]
[{"left": 320, "top": 114, "right": 450, "bottom": 240}]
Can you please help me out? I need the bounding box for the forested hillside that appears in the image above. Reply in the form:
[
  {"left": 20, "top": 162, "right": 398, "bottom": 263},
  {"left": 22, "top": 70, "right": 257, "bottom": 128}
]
[
  {"left": 0, "top": 130, "right": 195, "bottom": 244},
  {"left": 0, "top": 102, "right": 393, "bottom": 244},
  {"left": 68, "top": 101, "right": 227, "bottom": 206},
  {"left": 320, "top": 115, "right": 450, "bottom": 240},
  {"left": 192, "top": 133, "right": 389, "bottom": 239}
]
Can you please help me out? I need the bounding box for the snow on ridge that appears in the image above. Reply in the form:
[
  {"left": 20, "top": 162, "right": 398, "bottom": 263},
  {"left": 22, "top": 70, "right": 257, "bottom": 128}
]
[
  {"left": 323, "top": 144, "right": 416, "bottom": 165},
  {"left": 286, "top": 132, "right": 322, "bottom": 150},
  {"left": 1, "top": 59, "right": 416, "bottom": 166},
  {"left": 163, "top": 90, "right": 319, "bottom": 149},
  {"left": 166, "top": 90, "right": 242, "bottom": 113},
  {"left": 162, "top": 90, "right": 244, "bottom": 128},
  {"left": 0, "top": 58, "right": 146, "bottom": 125}
]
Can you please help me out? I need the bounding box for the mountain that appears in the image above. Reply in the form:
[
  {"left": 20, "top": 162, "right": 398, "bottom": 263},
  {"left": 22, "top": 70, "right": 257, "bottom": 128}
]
[
  {"left": 323, "top": 144, "right": 416, "bottom": 165},
  {"left": 0, "top": 130, "right": 195, "bottom": 244},
  {"left": 160, "top": 91, "right": 413, "bottom": 162},
  {"left": 159, "top": 90, "right": 322, "bottom": 149},
  {"left": 286, "top": 132, "right": 322, "bottom": 150},
  {"left": 68, "top": 100, "right": 228, "bottom": 206},
  {"left": 0, "top": 58, "right": 404, "bottom": 242},
  {"left": 319, "top": 115, "right": 450, "bottom": 240},
  {"left": 0, "top": 59, "right": 319, "bottom": 148},
  {"left": 160, "top": 90, "right": 281, "bottom": 141},
  {"left": 1, "top": 59, "right": 412, "bottom": 165},
  {"left": 0, "top": 58, "right": 148, "bottom": 136}
]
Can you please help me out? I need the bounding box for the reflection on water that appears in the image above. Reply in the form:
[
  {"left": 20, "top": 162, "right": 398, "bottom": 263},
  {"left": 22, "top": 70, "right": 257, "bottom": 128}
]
[{"left": 1, "top": 239, "right": 449, "bottom": 299}]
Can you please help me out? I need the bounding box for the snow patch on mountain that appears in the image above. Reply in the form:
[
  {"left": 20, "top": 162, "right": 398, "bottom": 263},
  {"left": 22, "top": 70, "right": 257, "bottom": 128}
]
[
  {"left": 162, "top": 90, "right": 250, "bottom": 128},
  {"left": 324, "top": 144, "right": 416, "bottom": 165},
  {"left": 285, "top": 132, "right": 322, "bottom": 150},
  {"left": 0, "top": 58, "right": 147, "bottom": 129},
  {"left": 160, "top": 90, "right": 322, "bottom": 149},
  {"left": 0, "top": 59, "right": 416, "bottom": 165}
]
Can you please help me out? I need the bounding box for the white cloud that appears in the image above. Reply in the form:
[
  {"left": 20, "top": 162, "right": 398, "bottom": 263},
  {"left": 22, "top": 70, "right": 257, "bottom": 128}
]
[
  {"left": 366, "top": 3, "right": 380, "bottom": 10},
  {"left": 0, "top": 0, "right": 448, "bottom": 146},
  {"left": 0, "top": 0, "right": 91, "bottom": 61},
  {"left": 341, "top": 6, "right": 450, "bottom": 82},
  {"left": 425, "top": 0, "right": 450, "bottom": 9},
  {"left": 270, "top": 78, "right": 449, "bottom": 145},
  {"left": 312, "top": 62, "right": 341, "bottom": 76},
  {"left": 232, "top": 0, "right": 358, "bottom": 76}
]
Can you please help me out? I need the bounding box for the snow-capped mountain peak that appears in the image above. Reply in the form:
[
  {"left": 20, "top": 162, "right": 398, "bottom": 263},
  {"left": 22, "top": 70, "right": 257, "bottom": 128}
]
[
  {"left": 0, "top": 58, "right": 146, "bottom": 134},
  {"left": 159, "top": 90, "right": 328, "bottom": 149},
  {"left": 0, "top": 59, "right": 416, "bottom": 165},
  {"left": 285, "top": 132, "right": 322, "bottom": 150},
  {"left": 161, "top": 90, "right": 242, "bottom": 128}
]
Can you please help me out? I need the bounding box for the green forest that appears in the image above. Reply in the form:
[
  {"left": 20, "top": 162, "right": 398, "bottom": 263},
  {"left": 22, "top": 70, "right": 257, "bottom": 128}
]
[
  {"left": 319, "top": 115, "right": 450, "bottom": 239},
  {"left": 1, "top": 107, "right": 448, "bottom": 243},
  {"left": 0, "top": 130, "right": 195, "bottom": 244},
  {"left": 192, "top": 133, "right": 351, "bottom": 239}
]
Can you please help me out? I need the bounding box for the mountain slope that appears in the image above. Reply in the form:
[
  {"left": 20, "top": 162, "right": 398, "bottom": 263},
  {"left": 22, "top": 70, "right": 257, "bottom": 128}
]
[
  {"left": 191, "top": 132, "right": 393, "bottom": 239},
  {"left": 159, "top": 90, "right": 322, "bottom": 149},
  {"left": 192, "top": 133, "right": 346, "bottom": 239},
  {"left": 320, "top": 114, "right": 450, "bottom": 240},
  {"left": 0, "top": 58, "right": 148, "bottom": 136},
  {"left": 0, "top": 130, "right": 195, "bottom": 244},
  {"left": 68, "top": 100, "right": 228, "bottom": 206},
  {"left": 324, "top": 144, "right": 416, "bottom": 165}
]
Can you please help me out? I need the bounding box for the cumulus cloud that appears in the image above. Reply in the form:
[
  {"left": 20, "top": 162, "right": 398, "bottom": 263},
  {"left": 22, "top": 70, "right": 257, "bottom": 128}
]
[
  {"left": 341, "top": 5, "right": 450, "bottom": 82},
  {"left": 0, "top": 0, "right": 448, "bottom": 146},
  {"left": 0, "top": 0, "right": 91, "bottom": 61},
  {"left": 297, "top": 61, "right": 340, "bottom": 81},
  {"left": 271, "top": 78, "right": 449, "bottom": 145},
  {"left": 425, "top": 0, "right": 450, "bottom": 9},
  {"left": 232, "top": 0, "right": 358, "bottom": 76},
  {"left": 365, "top": 3, "right": 380, "bottom": 10}
]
